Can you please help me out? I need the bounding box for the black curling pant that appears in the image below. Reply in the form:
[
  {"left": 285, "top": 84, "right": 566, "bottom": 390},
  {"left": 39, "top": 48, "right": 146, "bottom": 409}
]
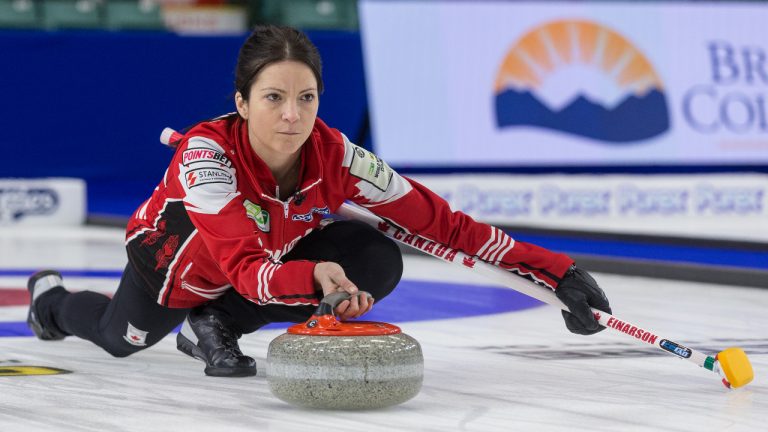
[
  {"left": 38, "top": 220, "right": 403, "bottom": 357},
  {"left": 38, "top": 265, "right": 190, "bottom": 357},
  {"left": 199, "top": 220, "right": 404, "bottom": 334}
]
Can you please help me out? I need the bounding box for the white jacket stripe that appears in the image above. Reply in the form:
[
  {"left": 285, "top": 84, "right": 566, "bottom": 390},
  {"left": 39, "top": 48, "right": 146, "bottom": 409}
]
[
  {"left": 476, "top": 227, "right": 497, "bottom": 260},
  {"left": 494, "top": 237, "right": 516, "bottom": 265}
]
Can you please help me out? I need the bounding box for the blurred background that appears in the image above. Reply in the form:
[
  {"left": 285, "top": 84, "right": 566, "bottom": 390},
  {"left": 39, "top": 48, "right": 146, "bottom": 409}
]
[{"left": 1, "top": 0, "right": 766, "bottom": 287}]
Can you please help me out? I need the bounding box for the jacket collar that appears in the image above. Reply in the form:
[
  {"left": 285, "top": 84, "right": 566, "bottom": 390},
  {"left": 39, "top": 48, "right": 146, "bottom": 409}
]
[{"left": 233, "top": 116, "right": 324, "bottom": 199}]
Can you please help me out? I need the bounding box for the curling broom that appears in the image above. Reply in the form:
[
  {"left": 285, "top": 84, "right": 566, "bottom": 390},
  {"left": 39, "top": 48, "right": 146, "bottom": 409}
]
[{"left": 337, "top": 202, "right": 754, "bottom": 389}]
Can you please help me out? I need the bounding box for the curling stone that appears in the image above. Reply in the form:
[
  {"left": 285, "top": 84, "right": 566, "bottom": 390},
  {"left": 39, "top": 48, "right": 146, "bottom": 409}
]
[{"left": 266, "top": 292, "right": 423, "bottom": 410}]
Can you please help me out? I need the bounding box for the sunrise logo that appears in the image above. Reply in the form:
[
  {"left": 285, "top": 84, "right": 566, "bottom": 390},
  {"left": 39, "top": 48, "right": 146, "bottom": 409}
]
[{"left": 494, "top": 20, "right": 670, "bottom": 143}]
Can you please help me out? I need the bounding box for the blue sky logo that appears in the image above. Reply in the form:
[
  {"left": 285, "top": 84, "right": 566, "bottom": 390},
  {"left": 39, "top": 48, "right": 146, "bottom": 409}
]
[{"left": 494, "top": 20, "right": 670, "bottom": 143}]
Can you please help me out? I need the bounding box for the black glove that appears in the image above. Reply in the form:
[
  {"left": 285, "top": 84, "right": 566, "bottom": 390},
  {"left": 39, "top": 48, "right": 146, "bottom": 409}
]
[{"left": 555, "top": 265, "right": 611, "bottom": 335}]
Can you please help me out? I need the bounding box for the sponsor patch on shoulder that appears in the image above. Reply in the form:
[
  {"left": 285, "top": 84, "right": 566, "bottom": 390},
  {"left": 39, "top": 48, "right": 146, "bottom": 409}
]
[
  {"left": 185, "top": 167, "right": 234, "bottom": 188},
  {"left": 182, "top": 148, "right": 232, "bottom": 168},
  {"left": 349, "top": 146, "right": 393, "bottom": 192}
]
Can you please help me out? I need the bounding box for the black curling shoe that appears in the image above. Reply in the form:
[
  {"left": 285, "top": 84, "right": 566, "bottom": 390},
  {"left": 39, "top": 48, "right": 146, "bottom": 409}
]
[
  {"left": 176, "top": 309, "right": 257, "bottom": 377},
  {"left": 27, "top": 270, "right": 68, "bottom": 341}
]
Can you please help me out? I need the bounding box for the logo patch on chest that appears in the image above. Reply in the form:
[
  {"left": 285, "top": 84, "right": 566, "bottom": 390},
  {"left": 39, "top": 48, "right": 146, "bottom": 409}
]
[
  {"left": 244, "top": 200, "right": 270, "bottom": 232},
  {"left": 292, "top": 206, "right": 330, "bottom": 222}
]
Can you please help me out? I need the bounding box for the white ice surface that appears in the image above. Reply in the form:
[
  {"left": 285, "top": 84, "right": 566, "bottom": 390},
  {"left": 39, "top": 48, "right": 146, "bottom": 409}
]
[{"left": 0, "top": 227, "right": 766, "bottom": 432}]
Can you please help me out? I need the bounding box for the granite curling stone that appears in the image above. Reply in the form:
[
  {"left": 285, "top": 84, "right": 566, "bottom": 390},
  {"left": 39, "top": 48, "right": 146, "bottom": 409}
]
[{"left": 266, "top": 292, "right": 423, "bottom": 410}]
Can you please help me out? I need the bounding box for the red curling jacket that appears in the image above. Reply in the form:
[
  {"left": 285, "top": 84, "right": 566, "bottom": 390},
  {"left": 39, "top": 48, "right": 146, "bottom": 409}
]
[{"left": 125, "top": 114, "right": 573, "bottom": 308}]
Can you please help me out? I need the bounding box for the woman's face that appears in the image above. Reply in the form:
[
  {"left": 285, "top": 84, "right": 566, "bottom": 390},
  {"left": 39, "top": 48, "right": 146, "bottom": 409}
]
[{"left": 236, "top": 60, "right": 319, "bottom": 161}]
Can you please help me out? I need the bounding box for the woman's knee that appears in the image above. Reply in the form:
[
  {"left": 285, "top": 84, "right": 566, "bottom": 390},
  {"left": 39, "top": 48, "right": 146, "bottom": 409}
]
[
  {"left": 375, "top": 237, "right": 403, "bottom": 287},
  {"left": 101, "top": 341, "right": 146, "bottom": 358},
  {"left": 351, "top": 233, "right": 403, "bottom": 300},
  {"left": 315, "top": 220, "right": 404, "bottom": 300},
  {"left": 97, "top": 320, "right": 175, "bottom": 358}
]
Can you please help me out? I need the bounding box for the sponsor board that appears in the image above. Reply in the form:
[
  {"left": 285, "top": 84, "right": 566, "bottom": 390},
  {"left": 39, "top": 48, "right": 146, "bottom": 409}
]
[
  {"left": 163, "top": 4, "right": 247, "bottom": 35},
  {"left": 0, "top": 178, "right": 85, "bottom": 226},
  {"left": 361, "top": 1, "right": 768, "bottom": 166},
  {"left": 409, "top": 173, "right": 768, "bottom": 242}
]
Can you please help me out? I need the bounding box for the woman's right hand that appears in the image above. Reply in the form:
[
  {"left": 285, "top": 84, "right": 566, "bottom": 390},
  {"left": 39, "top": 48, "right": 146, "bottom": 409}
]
[{"left": 313, "top": 262, "right": 373, "bottom": 320}]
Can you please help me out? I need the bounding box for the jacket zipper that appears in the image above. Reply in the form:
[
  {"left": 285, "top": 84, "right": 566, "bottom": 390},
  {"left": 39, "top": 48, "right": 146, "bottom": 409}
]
[
  {"left": 275, "top": 185, "right": 290, "bottom": 256},
  {"left": 261, "top": 179, "right": 323, "bottom": 259}
]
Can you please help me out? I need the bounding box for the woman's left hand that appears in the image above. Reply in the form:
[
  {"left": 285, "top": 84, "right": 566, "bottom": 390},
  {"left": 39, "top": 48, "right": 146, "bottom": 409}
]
[
  {"left": 555, "top": 265, "right": 611, "bottom": 335},
  {"left": 314, "top": 261, "right": 375, "bottom": 319},
  {"left": 334, "top": 291, "right": 375, "bottom": 320}
]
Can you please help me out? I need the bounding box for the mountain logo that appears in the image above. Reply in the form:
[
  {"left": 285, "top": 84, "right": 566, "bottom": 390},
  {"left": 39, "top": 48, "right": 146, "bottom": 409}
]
[{"left": 494, "top": 20, "right": 670, "bottom": 143}]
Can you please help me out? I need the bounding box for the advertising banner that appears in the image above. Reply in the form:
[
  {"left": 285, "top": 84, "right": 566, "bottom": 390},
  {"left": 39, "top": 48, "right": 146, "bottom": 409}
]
[
  {"left": 360, "top": 1, "right": 768, "bottom": 167},
  {"left": 409, "top": 173, "right": 768, "bottom": 242},
  {"left": 0, "top": 178, "right": 86, "bottom": 226}
]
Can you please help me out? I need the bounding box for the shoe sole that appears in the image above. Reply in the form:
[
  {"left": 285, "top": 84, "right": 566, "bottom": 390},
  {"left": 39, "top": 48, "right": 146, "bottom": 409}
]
[
  {"left": 176, "top": 332, "right": 256, "bottom": 378},
  {"left": 203, "top": 366, "right": 257, "bottom": 378},
  {"left": 27, "top": 270, "right": 66, "bottom": 341}
]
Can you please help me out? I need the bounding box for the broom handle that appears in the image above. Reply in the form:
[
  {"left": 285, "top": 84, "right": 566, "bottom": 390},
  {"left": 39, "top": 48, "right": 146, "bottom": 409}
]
[{"left": 336, "top": 202, "right": 721, "bottom": 376}]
